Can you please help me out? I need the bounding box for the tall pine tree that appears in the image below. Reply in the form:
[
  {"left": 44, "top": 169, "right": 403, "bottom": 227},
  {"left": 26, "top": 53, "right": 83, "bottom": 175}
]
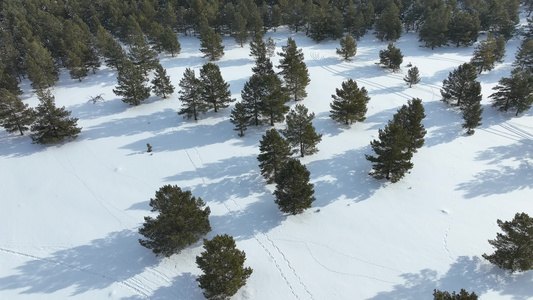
[
  {"left": 151, "top": 63, "right": 175, "bottom": 99},
  {"left": 0, "top": 88, "right": 35, "bottom": 136},
  {"left": 330, "top": 79, "right": 370, "bottom": 125},
  {"left": 441, "top": 63, "right": 479, "bottom": 108},
  {"left": 273, "top": 158, "right": 316, "bottom": 215},
  {"left": 178, "top": 68, "right": 208, "bottom": 121},
  {"left": 113, "top": 60, "right": 151, "bottom": 106},
  {"left": 199, "top": 62, "right": 234, "bottom": 112},
  {"left": 490, "top": 67, "right": 533, "bottom": 116},
  {"left": 258, "top": 128, "right": 293, "bottom": 184},
  {"left": 281, "top": 104, "right": 322, "bottom": 157},
  {"left": 230, "top": 102, "right": 251, "bottom": 137},
  {"left": 277, "top": 38, "right": 310, "bottom": 101},
  {"left": 392, "top": 98, "right": 427, "bottom": 153}
]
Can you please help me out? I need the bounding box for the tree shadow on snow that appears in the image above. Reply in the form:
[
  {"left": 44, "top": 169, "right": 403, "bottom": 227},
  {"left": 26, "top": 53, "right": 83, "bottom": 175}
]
[
  {"left": 123, "top": 272, "right": 204, "bottom": 300},
  {"left": 0, "top": 230, "right": 158, "bottom": 296},
  {"left": 369, "top": 256, "right": 533, "bottom": 300},
  {"left": 421, "top": 101, "right": 463, "bottom": 147}
]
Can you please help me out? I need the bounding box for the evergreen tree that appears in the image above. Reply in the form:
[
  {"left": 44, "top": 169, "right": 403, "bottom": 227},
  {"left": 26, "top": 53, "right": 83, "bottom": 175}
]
[
  {"left": 199, "top": 63, "right": 234, "bottom": 112},
  {"left": 273, "top": 158, "right": 316, "bottom": 215},
  {"left": 448, "top": 10, "right": 480, "bottom": 47},
  {"left": 230, "top": 102, "right": 251, "bottom": 137},
  {"left": 374, "top": 3, "right": 402, "bottom": 42},
  {"left": 249, "top": 33, "right": 267, "bottom": 60},
  {"left": 139, "top": 185, "right": 211, "bottom": 257},
  {"left": 329, "top": 79, "right": 370, "bottom": 125},
  {"left": 0, "top": 89, "right": 35, "bottom": 136},
  {"left": 151, "top": 63, "right": 175, "bottom": 99},
  {"left": 404, "top": 66, "right": 421, "bottom": 88},
  {"left": 281, "top": 104, "right": 323, "bottom": 157},
  {"left": 30, "top": 90, "right": 81, "bottom": 144},
  {"left": 513, "top": 39, "right": 533, "bottom": 72},
  {"left": 24, "top": 40, "right": 59, "bottom": 91},
  {"left": 441, "top": 63, "right": 479, "bottom": 108},
  {"left": 128, "top": 36, "right": 159, "bottom": 76},
  {"left": 325, "top": 5, "right": 344, "bottom": 40},
  {"left": 433, "top": 289, "right": 478, "bottom": 299},
  {"left": 379, "top": 42, "right": 403, "bottom": 72},
  {"left": 160, "top": 26, "right": 181, "bottom": 57},
  {"left": 336, "top": 34, "right": 357, "bottom": 61},
  {"left": 196, "top": 234, "right": 252, "bottom": 300},
  {"left": 419, "top": 4, "right": 452, "bottom": 49},
  {"left": 365, "top": 121, "right": 413, "bottom": 183},
  {"left": 482, "top": 212, "right": 533, "bottom": 273},
  {"left": 265, "top": 37, "right": 276, "bottom": 58},
  {"left": 241, "top": 74, "right": 265, "bottom": 126},
  {"left": 392, "top": 98, "right": 427, "bottom": 153},
  {"left": 178, "top": 68, "right": 208, "bottom": 121},
  {"left": 489, "top": 67, "right": 533, "bottom": 116},
  {"left": 96, "top": 25, "right": 126, "bottom": 70},
  {"left": 462, "top": 99, "right": 483, "bottom": 135},
  {"left": 470, "top": 33, "right": 506, "bottom": 74},
  {"left": 259, "top": 74, "right": 290, "bottom": 126},
  {"left": 277, "top": 38, "right": 310, "bottom": 101},
  {"left": 199, "top": 21, "right": 225, "bottom": 61},
  {"left": 258, "top": 128, "right": 293, "bottom": 184},
  {"left": 232, "top": 11, "right": 248, "bottom": 47},
  {"left": 113, "top": 60, "right": 151, "bottom": 106},
  {"left": 308, "top": 4, "right": 328, "bottom": 42}
]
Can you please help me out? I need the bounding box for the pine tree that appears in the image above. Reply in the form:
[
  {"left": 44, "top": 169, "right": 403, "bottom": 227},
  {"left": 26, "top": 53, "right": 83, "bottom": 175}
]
[
  {"left": 259, "top": 74, "right": 290, "bottom": 126},
  {"left": 441, "top": 63, "right": 479, "bottom": 108},
  {"left": 418, "top": 4, "right": 452, "bottom": 49},
  {"left": 489, "top": 67, "right": 533, "bottom": 116},
  {"left": 513, "top": 39, "right": 533, "bottom": 72},
  {"left": 241, "top": 75, "right": 265, "bottom": 126},
  {"left": 151, "top": 63, "right": 175, "bottom": 99},
  {"left": 258, "top": 128, "right": 293, "bottom": 184},
  {"left": 277, "top": 38, "right": 311, "bottom": 101},
  {"left": 24, "top": 40, "right": 59, "bottom": 91},
  {"left": 30, "top": 90, "right": 82, "bottom": 144},
  {"left": 199, "top": 62, "right": 234, "bottom": 112},
  {"left": 232, "top": 12, "right": 248, "bottom": 47},
  {"left": 160, "top": 26, "right": 181, "bottom": 57},
  {"left": 433, "top": 289, "right": 478, "bottom": 299},
  {"left": 392, "top": 98, "right": 427, "bottom": 153},
  {"left": 281, "top": 104, "right": 322, "bottom": 157},
  {"left": 96, "top": 25, "right": 126, "bottom": 70},
  {"left": 470, "top": 33, "right": 506, "bottom": 74},
  {"left": 178, "top": 68, "right": 208, "bottom": 121},
  {"left": 448, "top": 10, "right": 480, "bottom": 47},
  {"left": 482, "top": 212, "right": 533, "bottom": 273},
  {"left": 365, "top": 121, "right": 413, "bottom": 183},
  {"left": 336, "top": 34, "right": 357, "bottom": 61},
  {"left": 379, "top": 42, "right": 403, "bottom": 72},
  {"left": 273, "top": 158, "right": 316, "bottom": 215},
  {"left": 462, "top": 99, "right": 483, "bottom": 135},
  {"left": 196, "top": 234, "right": 252, "bottom": 300},
  {"left": 113, "top": 60, "right": 151, "bottom": 106},
  {"left": 199, "top": 21, "right": 225, "bottom": 61},
  {"left": 128, "top": 36, "right": 159, "bottom": 76},
  {"left": 374, "top": 3, "right": 402, "bottom": 42},
  {"left": 404, "top": 66, "right": 421, "bottom": 88},
  {"left": 230, "top": 102, "right": 251, "bottom": 137},
  {"left": 0, "top": 89, "right": 35, "bottom": 136},
  {"left": 265, "top": 37, "right": 276, "bottom": 58},
  {"left": 139, "top": 185, "right": 211, "bottom": 257},
  {"left": 249, "top": 33, "right": 267, "bottom": 60},
  {"left": 330, "top": 79, "right": 370, "bottom": 125}
]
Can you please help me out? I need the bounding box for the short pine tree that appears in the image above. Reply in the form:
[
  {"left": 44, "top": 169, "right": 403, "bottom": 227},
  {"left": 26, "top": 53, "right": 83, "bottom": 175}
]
[
  {"left": 265, "top": 37, "right": 276, "bottom": 57},
  {"left": 366, "top": 121, "right": 413, "bottom": 183},
  {"left": 462, "top": 100, "right": 483, "bottom": 135},
  {"left": 30, "top": 90, "right": 82, "bottom": 144},
  {"left": 139, "top": 185, "right": 211, "bottom": 257},
  {"left": 379, "top": 42, "right": 403, "bottom": 72},
  {"left": 330, "top": 79, "right": 370, "bottom": 125},
  {"left": 490, "top": 67, "right": 533, "bottom": 116},
  {"left": 196, "top": 234, "right": 253, "bottom": 300},
  {"left": 404, "top": 66, "right": 421, "bottom": 88},
  {"left": 230, "top": 102, "right": 251, "bottom": 137},
  {"left": 441, "top": 63, "right": 479, "bottom": 108},
  {"left": 241, "top": 75, "right": 265, "bottom": 126},
  {"left": 0, "top": 89, "right": 35, "bottom": 136},
  {"left": 160, "top": 26, "right": 181, "bottom": 57},
  {"left": 151, "top": 63, "right": 175, "bottom": 99},
  {"left": 514, "top": 39, "right": 533, "bottom": 72},
  {"left": 259, "top": 74, "right": 290, "bottom": 126},
  {"left": 336, "top": 34, "right": 357, "bottom": 61},
  {"left": 257, "top": 128, "right": 292, "bottom": 184},
  {"left": 392, "top": 98, "right": 427, "bottom": 153},
  {"left": 470, "top": 33, "right": 506, "bottom": 74},
  {"left": 433, "top": 289, "right": 478, "bottom": 300},
  {"left": 281, "top": 104, "right": 323, "bottom": 157},
  {"left": 199, "top": 62, "right": 234, "bottom": 112},
  {"left": 482, "top": 212, "right": 533, "bottom": 273},
  {"left": 274, "top": 158, "right": 316, "bottom": 215},
  {"left": 178, "top": 68, "right": 208, "bottom": 121},
  {"left": 113, "top": 60, "right": 151, "bottom": 106},
  {"left": 277, "top": 38, "right": 310, "bottom": 101}
]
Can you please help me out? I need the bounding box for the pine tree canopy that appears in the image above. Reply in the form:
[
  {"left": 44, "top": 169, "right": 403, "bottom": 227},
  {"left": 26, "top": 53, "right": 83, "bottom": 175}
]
[
  {"left": 392, "top": 98, "right": 427, "bottom": 153},
  {"left": 379, "top": 42, "right": 403, "bottom": 72},
  {"left": 178, "top": 68, "right": 207, "bottom": 121},
  {"left": 490, "top": 67, "right": 533, "bottom": 116},
  {"left": 230, "top": 102, "right": 251, "bottom": 137},
  {"left": 433, "top": 288, "right": 478, "bottom": 300},
  {"left": 199, "top": 62, "right": 234, "bottom": 112},
  {"left": 330, "top": 79, "right": 370, "bottom": 125},
  {"left": 277, "top": 38, "right": 310, "bottom": 101},
  {"left": 336, "top": 34, "right": 357, "bottom": 61},
  {"left": 404, "top": 66, "right": 421, "bottom": 88},
  {"left": 281, "top": 104, "right": 322, "bottom": 157},
  {"left": 258, "top": 128, "right": 292, "bottom": 184},
  {"left": 441, "top": 63, "right": 479, "bottom": 108},
  {"left": 0, "top": 88, "right": 35, "bottom": 136},
  {"left": 113, "top": 59, "right": 151, "bottom": 106},
  {"left": 273, "top": 158, "right": 316, "bottom": 214}
]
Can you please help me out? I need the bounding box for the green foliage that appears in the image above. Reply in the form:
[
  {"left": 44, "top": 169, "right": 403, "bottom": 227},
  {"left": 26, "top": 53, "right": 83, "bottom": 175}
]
[
  {"left": 160, "top": 26, "right": 181, "bottom": 57},
  {"left": 462, "top": 99, "right": 483, "bottom": 135},
  {"left": 258, "top": 128, "right": 293, "bottom": 183},
  {"left": 230, "top": 102, "right": 251, "bottom": 137},
  {"left": 336, "top": 34, "right": 357, "bottom": 61},
  {"left": 392, "top": 98, "right": 427, "bottom": 153},
  {"left": 259, "top": 74, "right": 290, "bottom": 126},
  {"left": 441, "top": 63, "right": 479, "bottom": 108},
  {"left": 128, "top": 36, "right": 159, "bottom": 76},
  {"left": 366, "top": 122, "right": 413, "bottom": 183},
  {"left": 419, "top": 3, "right": 452, "bottom": 49},
  {"left": 139, "top": 185, "right": 211, "bottom": 257},
  {"left": 448, "top": 10, "right": 480, "bottom": 47},
  {"left": 113, "top": 60, "right": 151, "bottom": 106},
  {"left": 96, "top": 25, "right": 126, "bottom": 70},
  {"left": 277, "top": 38, "right": 310, "bottom": 101},
  {"left": 482, "top": 212, "right": 533, "bottom": 273},
  {"left": 151, "top": 63, "right": 175, "bottom": 99},
  {"left": 273, "top": 158, "right": 316, "bottom": 215},
  {"left": 379, "top": 42, "right": 403, "bottom": 72},
  {"left": 0, "top": 88, "right": 35, "bottom": 136},
  {"left": 433, "top": 288, "right": 478, "bottom": 299},
  {"left": 178, "top": 68, "right": 207, "bottom": 121},
  {"left": 281, "top": 104, "right": 322, "bottom": 157},
  {"left": 30, "top": 90, "right": 81, "bottom": 144},
  {"left": 24, "top": 40, "right": 59, "bottom": 91},
  {"left": 330, "top": 79, "right": 370, "bottom": 125},
  {"left": 199, "top": 21, "right": 225, "bottom": 61},
  {"left": 404, "top": 66, "right": 421, "bottom": 88},
  {"left": 199, "top": 62, "right": 234, "bottom": 112},
  {"left": 514, "top": 39, "right": 533, "bottom": 72},
  {"left": 490, "top": 67, "right": 533, "bottom": 116},
  {"left": 196, "top": 234, "right": 252, "bottom": 300},
  {"left": 470, "top": 33, "right": 506, "bottom": 74},
  {"left": 374, "top": 3, "right": 402, "bottom": 41}
]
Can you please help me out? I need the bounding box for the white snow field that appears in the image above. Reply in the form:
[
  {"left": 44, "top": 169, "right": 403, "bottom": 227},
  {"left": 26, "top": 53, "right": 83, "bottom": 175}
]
[{"left": 1, "top": 20, "right": 533, "bottom": 300}]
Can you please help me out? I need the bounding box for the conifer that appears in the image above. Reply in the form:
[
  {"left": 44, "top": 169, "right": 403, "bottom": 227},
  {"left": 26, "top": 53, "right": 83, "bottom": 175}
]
[
  {"left": 277, "top": 38, "right": 310, "bottom": 101},
  {"left": 462, "top": 100, "right": 483, "bottom": 135},
  {"left": 199, "top": 21, "right": 225, "bottom": 61},
  {"left": 258, "top": 128, "right": 292, "bottom": 183},
  {"left": 199, "top": 63, "right": 234, "bottom": 112},
  {"left": 128, "top": 36, "right": 159, "bottom": 76},
  {"left": 513, "top": 39, "right": 533, "bottom": 72},
  {"left": 113, "top": 60, "right": 151, "bottom": 106},
  {"left": 281, "top": 104, "right": 322, "bottom": 157},
  {"left": 0, "top": 89, "right": 35, "bottom": 136},
  {"left": 392, "top": 98, "right": 427, "bottom": 153},
  {"left": 470, "top": 33, "right": 506, "bottom": 74},
  {"left": 178, "top": 68, "right": 207, "bottom": 121},
  {"left": 24, "top": 40, "right": 59, "bottom": 91},
  {"left": 374, "top": 3, "right": 402, "bottom": 42},
  {"left": 330, "top": 79, "right": 370, "bottom": 125},
  {"left": 379, "top": 42, "right": 403, "bottom": 72},
  {"left": 490, "top": 67, "right": 533, "bottom": 116},
  {"left": 151, "top": 63, "right": 175, "bottom": 99},
  {"left": 336, "top": 34, "right": 357, "bottom": 61},
  {"left": 241, "top": 75, "right": 265, "bottom": 126},
  {"left": 273, "top": 158, "right": 316, "bottom": 215},
  {"left": 160, "top": 26, "right": 181, "bottom": 57},
  {"left": 403, "top": 66, "right": 421, "bottom": 88},
  {"left": 441, "top": 63, "right": 479, "bottom": 108},
  {"left": 230, "top": 102, "right": 251, "bottom": 137}
]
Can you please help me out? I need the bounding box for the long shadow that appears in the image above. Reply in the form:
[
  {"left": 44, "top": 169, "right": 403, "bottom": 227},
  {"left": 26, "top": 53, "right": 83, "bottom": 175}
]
[
  {"left": 68, "top": 97, "right": 129, "bottom": 120},
  {"left": 123, "top": 272, "right": 203, "bottom": 300},
  {"left": 422, "top": 101, "right": 463, "bottom": 147},
  {"left": 369, "top": 256, "right": 533, "bottom": 300},
  {"left": 0, "top": 131, "right": 46, "bottom": 157},
  {"left": 0, "top": 230, "right": 158, "bottom": 296},
  {"left": 313, "top": 111, "right": 345, "bottom": 137},
  {"left": 307, "top": 147, "right": 381, "bottom": 207}
]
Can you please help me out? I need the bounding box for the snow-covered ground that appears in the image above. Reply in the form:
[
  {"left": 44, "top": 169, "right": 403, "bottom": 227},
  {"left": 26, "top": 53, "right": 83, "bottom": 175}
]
[{"left": 1, "top": 23, "right": 532, "bottom": 299}]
